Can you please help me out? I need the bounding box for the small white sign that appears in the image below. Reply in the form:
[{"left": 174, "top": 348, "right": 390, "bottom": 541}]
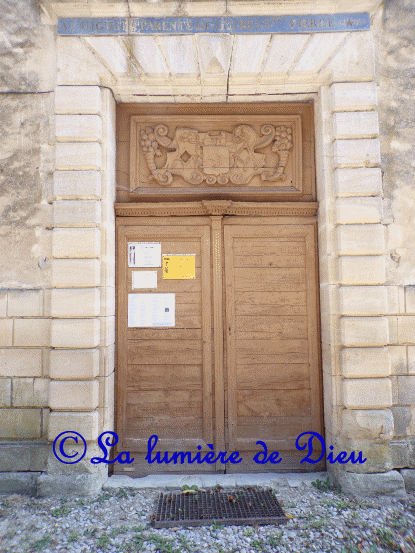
[
  {"left": 128, "top": 293, "right": 175, "bottom": 327},
  {"left": 132, "top": 271, "right": 157, "bottom": 289},
  {"left": 128, "top": 242, "right": 161, "bottom": 268}
]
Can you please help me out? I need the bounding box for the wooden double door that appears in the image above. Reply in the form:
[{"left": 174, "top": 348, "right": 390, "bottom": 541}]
[{"left": 115, "top": 213, "right": 323, "bottom": 476}]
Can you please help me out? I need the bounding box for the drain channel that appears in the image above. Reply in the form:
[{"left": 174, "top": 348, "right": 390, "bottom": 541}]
[{"left": 152, "top": 487, "right": 288, "bottom": 528}]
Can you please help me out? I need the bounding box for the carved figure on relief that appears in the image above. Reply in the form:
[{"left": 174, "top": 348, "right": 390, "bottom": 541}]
[{"left": 139, "top": 124, "right": 293, "bottom": 186}]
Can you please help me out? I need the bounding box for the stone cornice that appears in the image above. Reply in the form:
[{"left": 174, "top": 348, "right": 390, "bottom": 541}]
[{"left": 40, "top": 0, "right": 383, "bottom": 24}]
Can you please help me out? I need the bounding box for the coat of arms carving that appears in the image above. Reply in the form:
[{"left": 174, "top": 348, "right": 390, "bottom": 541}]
[{"left": 139, "top": 124, "right": 293, "bottom": 187}]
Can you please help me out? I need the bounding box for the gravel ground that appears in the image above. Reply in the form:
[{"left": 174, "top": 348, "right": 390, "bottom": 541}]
[{"left": 0, "top": 481, "right": 414, "bottom": 553}]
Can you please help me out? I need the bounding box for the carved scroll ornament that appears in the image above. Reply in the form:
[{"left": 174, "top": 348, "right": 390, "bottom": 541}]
[{"left": 139, "top": 124, "right": 293, "bottom": 187}]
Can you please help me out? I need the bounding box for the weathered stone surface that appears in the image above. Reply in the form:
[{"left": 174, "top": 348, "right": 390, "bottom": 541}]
[
  {"left": 0, "top": 95, "right": 53, "bottom": 289},
  {"left": 0, "top": 0, "right": 55, "bottom": 92},
  {"left": 335, "top": 470, "right": 406, "bottom": 498},
  {"left": 0, "top": 441, "right": 48, "bottom": 472},
  {"left": 377, "top": 0, "right": 415, "bottom": 286},
  {"left": 0, "top": 472, "right": 39, "bottom": 496},
  {"left": 37, "top": 471, "right": 108, "bottom": 498},
  {"left": 342, "top": 409, "right": 394, "bottom": 440},
  {"left": 401, "top": 469, "right": 415, "bottom": 491}
]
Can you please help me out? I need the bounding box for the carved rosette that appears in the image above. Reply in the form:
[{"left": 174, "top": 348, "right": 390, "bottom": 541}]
[{"left": 140, "top": 123, "right": 293, "bottom": 187}]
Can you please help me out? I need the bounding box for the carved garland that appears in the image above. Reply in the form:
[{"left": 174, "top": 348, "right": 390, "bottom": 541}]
[{"left": 139, "top": 124, "right": 293, "bottom": 187}]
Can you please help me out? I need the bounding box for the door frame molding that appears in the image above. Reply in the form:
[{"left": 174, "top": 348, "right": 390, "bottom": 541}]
[{"left": 115, "top": 200, "right": 318, "bottom": 218}]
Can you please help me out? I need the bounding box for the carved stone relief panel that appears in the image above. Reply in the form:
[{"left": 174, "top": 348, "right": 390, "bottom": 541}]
[{"left": 130, "top": 115, "right": 302, "bottom": 195}]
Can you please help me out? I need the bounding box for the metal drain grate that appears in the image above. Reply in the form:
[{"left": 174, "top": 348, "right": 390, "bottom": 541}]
[{"left": 152, "top": 487, "right": 288, "bottom": 528}]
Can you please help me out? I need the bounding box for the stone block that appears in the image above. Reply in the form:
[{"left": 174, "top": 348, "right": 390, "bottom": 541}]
[
  {"left": 337, "top": 256, "right": 385, "bottom": 285},
  {"left": 343, "top": 378, "right": 392, "bottom": 409},
  {"left": 53, "top": 200, "right": 101, "bottom": 227},
  {"left": 13, "top": 319, "right": 50, "bottom": 347},
  {"left": 338, "top": 286, "right": 387, "bottom": 315},
  {"left": 334, "top": 198, "right": 383, "bottom": 224},
  {"left": 49, "top": 380, "right": 99, "bottom": 411},
  {"left": 132, "top": 36, "right": 169, "bottom": 74},
  {"left": 408, "top": 346, "right": 415, "bottom": 374},
  {"left": 336, "top": 224, "right": 384, "bottom": 255},
  {"left": 341, "top": 347, "right": 391, "bottom": 378},
  {"left": 7, "top": 290, "right": 44, "bottom": 317},
  {"left": 0, "top": 409, "right": 41, "bottom": 439},
  {"left": 49, "top": 349, "right": 99, "bottom": 380},
  {"left": 0, "top": 320, "right": 13, "bottom": 347},
  {"left": 263, "top": 35, "right": 311, "bottom": 74},
  {"left": 55, "top": 115, "right": 102, "bottom": 142},
  {"left": 37, "top": 472, "right": 107, "bottom": 498},
  {"left": 0, "top": 349, "right": 42, "bottom": 377},
  {"left": 389, "top": 440, "right": 411, "bottom": 468},
  {"left": 232, "top": 35, "right": 271, "bottom": 74},
  {"left": 0, "top": 443, "right": 30, "bottom": 471},
  {"left": 333, "top": 139, "right": 381, "bottom": 167},
  {"left": 401, "top": 469, "right": 415, "bottom": 491},
  {"left": 48, "top": 411, "right": 99, "bottom": 441},
  {"left": 100, "top": 316, "right": 115, "bottom": 347},
  {"left": 336, "top": 225, "right": 385, "bottom": 255},
  {"left": 341, "top": 409, "right": 393, "bottom": 440},
  {"left": 397, "top": 376, "right": 415, "bottom": 404},
  {"left": 340, "top": 317, "right": 389, "bottom": 347},
  {"left": 0, "top": 378, "right": 11, "bottom": 407},
  {"left": 52, "top": 228, "right": 101, "bottom": 258},
  {"left": 51, "top": 319, "right": 100, "bottom": 348},
  {"left": 325, "top": 31, "right": 375, "bottom": 82},
  {"left": 55, "top": 86, "right": 102, "bottom": 114},
  {"left": 335, "top": 470, "right": 406, "bottom": 499},
  {"left": 389, "top": 346, "right": 407, "bottom": 374},
  {"left": 0, "top": 473, "right": 39, "bottom": 496},
  {"left": 84, "top": 37, "right": 132, "bottom": 75},
  {"left": 12, "top": 378, "right": 34, "bottom": 407},
  {"left": 405, "top": 286, "right": 415, "bottom": 313},
  {"left": 55, "top": 143, "right": 102, "bottom": 171},
  {"left": 158, "top": 36, "right": 198, "bottom": 75},
  {"left": 392, "top": 406, "right": 415, "bottom": 437},
  {"left": 52, "top": 259, "right": 101, "bottom": 287},
  {"left": 334, "top": 168, "right": 382, "bottom": 197},
  {"left": 329, "top": 82, "right": 377, "bottom": 112},
  {"left": 53, "top": 171, "right": 102, "bottom": 199},
  {"left": 34, "top": 378, "right": 49, "bottom": 407},
  {"left": 397, "top": 316, "right": 415, "bottom": 344},
  {"left": 332, "top": 111, "right": 379, "bottom": 139},
  {"left": 0, "top": 292, "right": 7, "bottom": 317},
  {"left": 51, "top": 288, "right": 101, "bottom": 317}
]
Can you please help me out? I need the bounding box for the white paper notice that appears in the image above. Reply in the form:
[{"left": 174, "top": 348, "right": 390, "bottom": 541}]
[
  {"left": 132, "top": 271, "right": 157, "bottom": 289},
  {"left": 128, "top": 242, "right": 161, "bottom": 268},
  {"left": 128, "top": 293, "right": 175, "bottom": 327}
]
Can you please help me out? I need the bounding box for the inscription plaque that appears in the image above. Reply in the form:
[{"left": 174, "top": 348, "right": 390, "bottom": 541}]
[{"left": 58, "top": 13, "right": 370, "bottom": 36}]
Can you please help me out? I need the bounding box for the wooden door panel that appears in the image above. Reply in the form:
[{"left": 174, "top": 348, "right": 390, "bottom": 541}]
[
  {"left": 224, "top": 221, "right": 324, "bottom": 472},
  {"left": 117, "top": 215, "right": 323, "bottom": 475},
  {"left": 116, "top": 220, "right": 213, "bottom": 475}
]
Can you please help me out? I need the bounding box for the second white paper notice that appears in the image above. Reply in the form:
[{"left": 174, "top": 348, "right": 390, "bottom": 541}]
[{"left": 128, "top": 293, "right": 175, "bottom": 327}]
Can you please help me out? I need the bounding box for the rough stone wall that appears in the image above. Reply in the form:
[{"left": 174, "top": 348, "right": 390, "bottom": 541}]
[
  {"left": 377, "top": 0, "right": 415, "bottom": 284},
  {"left": 0, "top": 0, "right": 55, "bottom": 288},
  {"left": 0, "top": 0, "right": 56, "bottom": 449},
  {"left": 377, "top": 0, "right": 415, "bottom": 452}
]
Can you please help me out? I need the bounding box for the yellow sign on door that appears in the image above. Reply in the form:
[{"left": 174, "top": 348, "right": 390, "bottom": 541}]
[{"left": 162, "top": 255, "right": 195, "bottom": 279}]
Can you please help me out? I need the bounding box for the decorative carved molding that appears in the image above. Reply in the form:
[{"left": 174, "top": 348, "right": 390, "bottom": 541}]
[
  {"left": 139, "top": 124, "right": 293, "bottom": 187},
  {"left": 115, "top": 201, "right": 318, "bottom": 218},
  {"left": 129, "top": 114, "right": 304, "bottom": 196}
]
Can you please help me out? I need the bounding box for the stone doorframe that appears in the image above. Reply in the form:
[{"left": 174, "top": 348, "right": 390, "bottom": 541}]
[{"left": 39, "top": 0, "right": 404, "bottom": 496}]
